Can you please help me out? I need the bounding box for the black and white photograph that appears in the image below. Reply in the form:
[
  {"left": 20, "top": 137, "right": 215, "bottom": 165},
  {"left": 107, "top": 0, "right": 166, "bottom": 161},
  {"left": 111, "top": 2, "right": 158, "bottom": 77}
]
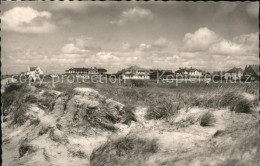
[{"left": 1, "top": 1, "right": 259, "bottom": 166}]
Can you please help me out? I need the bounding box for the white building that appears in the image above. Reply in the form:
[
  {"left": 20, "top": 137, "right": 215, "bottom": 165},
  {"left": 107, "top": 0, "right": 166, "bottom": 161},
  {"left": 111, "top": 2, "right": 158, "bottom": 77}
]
[
  {"left": 27, "top": 66, "right": 44, "bottom": 82},
  {"left": 175, "top": 67, "right": 203, "bottom": 76},
  {"left": 118, "top": 65, "right": 150, "bottom": 80}
]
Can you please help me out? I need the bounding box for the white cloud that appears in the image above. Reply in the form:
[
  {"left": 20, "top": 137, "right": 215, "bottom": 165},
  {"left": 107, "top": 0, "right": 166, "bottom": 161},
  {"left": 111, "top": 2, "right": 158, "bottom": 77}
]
[
  {"left": 111, "top": 6, "right": 153, "bottom": 25},
  {"left": 182, "top": 27, "right": 221, "bottom": 52},
  {"left": 2, "top": 7, "right": 56, "bottom": 33},
  {"left": 139, "top": 43, "right": 152, "bottom": 51},
  {"left": 233, "top": 32, "right": 259, "bottom": 54},
  {"left": 209, "top": 40, "right": 245, "bottom": 56},
  {"left": 246, "top": 2, "right": 259, "bottom": 19},
  {"left": 61, "top": 43, "right": 89, "bottom": 54}
]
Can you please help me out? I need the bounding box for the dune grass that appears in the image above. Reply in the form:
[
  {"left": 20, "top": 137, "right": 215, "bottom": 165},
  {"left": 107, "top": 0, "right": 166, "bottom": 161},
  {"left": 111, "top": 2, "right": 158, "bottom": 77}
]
[
  {"left": 200, "top": 112, "right": 216, "bottom": 127},
  {"left": 90, "top": 136, "right": 158, "bottom": 166}
]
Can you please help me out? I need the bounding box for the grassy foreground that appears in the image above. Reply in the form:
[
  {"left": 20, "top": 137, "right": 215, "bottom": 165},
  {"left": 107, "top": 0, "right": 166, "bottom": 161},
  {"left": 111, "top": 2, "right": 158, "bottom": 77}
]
[{"left": 1, "top": 79, "right": 259, "bottom": 166}]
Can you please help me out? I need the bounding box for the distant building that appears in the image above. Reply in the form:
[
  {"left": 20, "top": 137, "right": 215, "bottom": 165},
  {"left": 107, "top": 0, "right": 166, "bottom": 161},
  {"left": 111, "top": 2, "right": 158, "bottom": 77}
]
[
  {"left": 224, "top": 67, "right": 243, "bottom": 80},
  {"left": 27, "top": 66, "right": 44, "bottom": 82},
  {"left": 149, "top": 69, "right": 174, "bottom": 80},
  {"left": 243, "top": 65, "right": 259, "bottom": 81},
  {"left": 175, "top": 67, "right": 204, "bottom": 77},
  {"left": 117, "top": 65, "right": 150, "bottom": 79},
  {"left": 65, "top": 67, "right": 107, "bottom": 75}
]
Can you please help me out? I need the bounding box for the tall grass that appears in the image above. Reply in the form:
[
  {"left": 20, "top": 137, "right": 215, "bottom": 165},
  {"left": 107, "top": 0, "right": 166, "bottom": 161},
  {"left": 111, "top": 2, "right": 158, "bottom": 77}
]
[
  {"left": 90, "top": 136, "right": 158, "bottom": 166},
  {"left": 145, "top": 97, "right": 181, "bottom": 120},
  {"left": 200, "top": 112, "right": 216, "bottom": 127}
]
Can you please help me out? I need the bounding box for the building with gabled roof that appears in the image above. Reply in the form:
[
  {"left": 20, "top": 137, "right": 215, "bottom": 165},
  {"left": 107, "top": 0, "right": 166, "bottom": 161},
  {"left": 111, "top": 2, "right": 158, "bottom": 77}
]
[
  {"left": 243, "top": 65, "right": 259, "bottom": 81},
  {"left": 27, "top": 66, "right": 44, "bottom": 82},
  {"left": 65, "top": 67, "right": 107, "bottom": 75},
  {"left": 175, "top": 67, "right": 204, "bottom": 76},
  {"left": 224, "top": 67, "right": 243, "bottom": 80},
  {"left": 117, "top": 65, "right": 150, "bottom": 79}
]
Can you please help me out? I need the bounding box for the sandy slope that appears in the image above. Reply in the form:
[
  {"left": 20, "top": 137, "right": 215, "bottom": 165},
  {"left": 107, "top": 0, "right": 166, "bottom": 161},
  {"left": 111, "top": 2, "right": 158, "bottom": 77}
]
[{"left": 2, "top": 88, "right": 259, "bottom": 166}]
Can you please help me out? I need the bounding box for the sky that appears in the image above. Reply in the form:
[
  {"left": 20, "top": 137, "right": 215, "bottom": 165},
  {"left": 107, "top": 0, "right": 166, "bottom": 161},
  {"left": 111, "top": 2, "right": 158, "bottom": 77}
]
[{"left": 1, "top": 1, "right": 259, "bottom": 74}]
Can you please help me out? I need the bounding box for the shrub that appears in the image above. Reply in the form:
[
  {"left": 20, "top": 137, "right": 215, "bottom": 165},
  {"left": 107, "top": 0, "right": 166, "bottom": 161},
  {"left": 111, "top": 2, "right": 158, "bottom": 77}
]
[
  {"left": 90, "top": 136, "right": 158, "bottom": 166},
  {"left": 200, "top": 112, "right": 215, "bottom": 127},
  {"left": 146, "top": 98, "right": 180, "bottom": 120}
]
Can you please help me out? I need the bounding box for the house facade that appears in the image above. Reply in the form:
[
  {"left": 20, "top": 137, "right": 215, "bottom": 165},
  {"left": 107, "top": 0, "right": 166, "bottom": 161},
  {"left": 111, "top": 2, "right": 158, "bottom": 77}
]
[
  {"left": 65, "top": 67, "right": 107, "bottom": 75},
  {"left": 27, "top": 66, "right": 44, "bottom": 82},
  {"left": 224, "top": 67, "right": 243, "bottom": 80},
  {"left": 175, "top": 67, "right": 203, "bottom": 77},
  {"left": 243, "top": 65, "right": 259, "bottom": 81},
  {"left": 118, "top": 65, "right": 150, "bottom": 79}
]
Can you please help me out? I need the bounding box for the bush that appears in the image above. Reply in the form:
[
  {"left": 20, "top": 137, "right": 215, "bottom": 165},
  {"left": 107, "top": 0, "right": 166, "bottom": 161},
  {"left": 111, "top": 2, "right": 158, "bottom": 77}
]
[
  {"left": 200, "top": 112, "right": 215, "bottom": 127},
  {"left": 146, "top": 98, "right": 181, "bottom": 120},
  {"left": 90, "top": 136, "right": 158, "bottom": 166}
]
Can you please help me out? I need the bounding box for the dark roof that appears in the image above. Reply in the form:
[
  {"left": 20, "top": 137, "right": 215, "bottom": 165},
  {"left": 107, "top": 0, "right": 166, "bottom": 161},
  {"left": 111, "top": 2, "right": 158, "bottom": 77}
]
[
  {"left": 67, "top": 67, "right": 107, "bottom": 72},
  {"left": 29, "top": 67, "right": 37, "bottom": 71},
  {"left": 97, "top": 68, "right": 107, "bottom": 72},
  {"left": 249, "top": 65, "right": 259, "bottom": 76},
  {"left": 175, "top": 67, "right": 203, "bottom": 73},
  {"left": 226, "top": 67, "right": 243, "bottom": 73},
  {"left": 150, "top": 69, "right": 173, "bottom": 73},
  {"left": 128, "top": 65, "right": 148, "bottom": 71},
  {"left": 117, "top": 65, "right": 149, "bottom": 74}
]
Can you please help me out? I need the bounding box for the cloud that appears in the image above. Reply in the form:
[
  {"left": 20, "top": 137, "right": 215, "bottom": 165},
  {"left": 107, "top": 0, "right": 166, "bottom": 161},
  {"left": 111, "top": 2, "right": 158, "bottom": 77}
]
[
  {"left": 209, "top": 40, "right": 246, "bottom": 56},
  {"left": 61, "top": 43, "right": 89, "bottom": 54},
  {"left": 246, "top": 2, "right": 259, "bottom": 19},
  {"left": 179, "top": 27, "right": 258, "bottom": 71},
  {"left": 111, "top": 6, "right": 153, "bottom": 25},
  {"left": 122, "top": 43, "right": 131, "bottom": 50},
  {"left": 1, "top": 7, "right": 56, "bottom": 34},
  {"left": 233, "top": 32, "right": 259, "bottom": 54},
  {"left": 182, "top": 27, "right": 221, "bottom": 52},
  {"left": 139, "top": 43, "right": 152, "bottom": 51},
  {"left": 154, "top": 37, "right": 168, "bottom": 47}
]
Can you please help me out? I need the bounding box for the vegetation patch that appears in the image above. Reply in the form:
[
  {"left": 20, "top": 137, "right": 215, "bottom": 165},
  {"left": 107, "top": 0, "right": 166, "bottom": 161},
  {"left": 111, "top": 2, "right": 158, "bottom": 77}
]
[
  {"left": 90, "top": 136, "right": 158, "bottom": 166},
  {"left": 200, "top": 112, "right": 216, "bottom": 127},
  {"left": 19, "top": 142, "right": 37, "bottom": 158},
  {"left": 146, "top": 97, "right": 181, "bottom": 120}
]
